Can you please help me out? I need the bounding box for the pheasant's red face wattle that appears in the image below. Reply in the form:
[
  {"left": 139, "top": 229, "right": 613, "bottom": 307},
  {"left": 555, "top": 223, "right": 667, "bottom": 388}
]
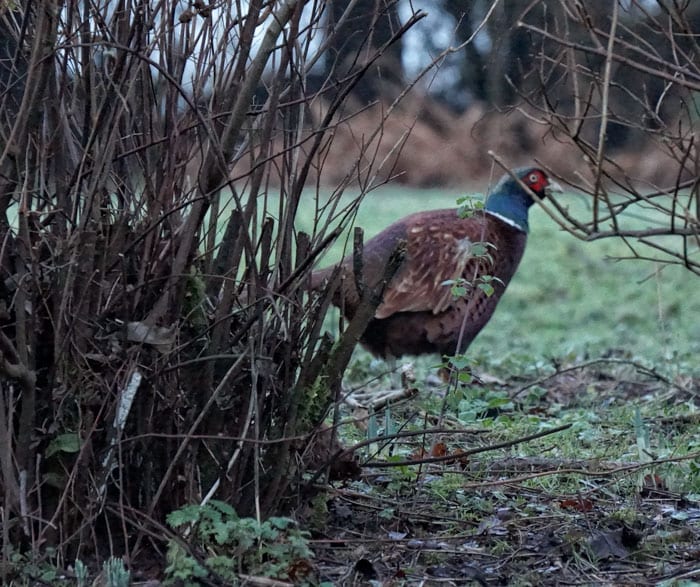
[{"left": 523, "top": 169, "right": 548, "bottom": 196}]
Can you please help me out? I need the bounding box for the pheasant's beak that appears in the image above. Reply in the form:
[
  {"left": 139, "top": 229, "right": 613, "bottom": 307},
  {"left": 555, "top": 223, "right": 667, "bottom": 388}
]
[{"left": 544, "top": 180, "right": 564, "bottom": 198}]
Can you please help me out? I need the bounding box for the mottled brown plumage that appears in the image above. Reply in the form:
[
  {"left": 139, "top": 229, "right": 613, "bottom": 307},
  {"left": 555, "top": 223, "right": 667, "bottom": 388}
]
[{"left": 312, "top": 168, "right": 560, "bottom": 359}]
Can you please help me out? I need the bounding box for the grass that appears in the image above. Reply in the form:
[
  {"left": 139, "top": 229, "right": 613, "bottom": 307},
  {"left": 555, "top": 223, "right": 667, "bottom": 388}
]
[
  {"left": 308, "top": 183, "right": 700, "bottom": 376},
  {"left": 304, "top": 183, "right": 700, "bottom": 584},
  {"left": 200, "top": 183, "right": 700, "bottom": 583}
]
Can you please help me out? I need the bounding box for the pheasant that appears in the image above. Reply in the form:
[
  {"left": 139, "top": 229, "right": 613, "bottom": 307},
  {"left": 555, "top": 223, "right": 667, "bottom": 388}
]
[{"left": 311, "top": 167, "right": 562, "bottom": 361}]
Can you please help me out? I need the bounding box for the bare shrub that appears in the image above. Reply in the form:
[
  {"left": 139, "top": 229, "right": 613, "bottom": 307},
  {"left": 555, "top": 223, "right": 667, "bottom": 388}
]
[
  {"left": 0, "top": 0, "right": 423, "bottom": 568},
  {"left": 518, "top": 1, "right": 700, "bottom": 273}
]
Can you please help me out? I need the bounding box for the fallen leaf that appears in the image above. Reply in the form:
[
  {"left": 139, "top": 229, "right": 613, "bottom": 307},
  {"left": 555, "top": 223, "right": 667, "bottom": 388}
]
[
  {"left": 125, "top": 321, "right": 175, "bottom": 353},
  {"left": 588, "top": 529, "right": 629, "bottom": 560},
  {"left": 431, "top": 442, "right": 448, "bottom": 457},
  {"left": 559, "top": 497, "right": 594, "bottom": 512}
]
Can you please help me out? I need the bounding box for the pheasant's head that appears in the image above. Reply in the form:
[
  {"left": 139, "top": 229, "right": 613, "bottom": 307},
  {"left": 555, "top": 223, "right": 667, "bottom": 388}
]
[{"left": 485, "top": 167, "right": 562, "bottom": 233}]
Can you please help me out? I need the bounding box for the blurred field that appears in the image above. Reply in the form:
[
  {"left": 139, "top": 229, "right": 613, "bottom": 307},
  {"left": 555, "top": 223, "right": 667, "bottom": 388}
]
[{"left": 305, "top": 184, "right": 700, "bottom": 376}]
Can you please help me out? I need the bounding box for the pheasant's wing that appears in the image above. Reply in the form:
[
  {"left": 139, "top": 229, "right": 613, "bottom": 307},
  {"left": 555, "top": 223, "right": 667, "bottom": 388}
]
[{"left": 375, "top": 214, "right": 490, "bottom": 320}]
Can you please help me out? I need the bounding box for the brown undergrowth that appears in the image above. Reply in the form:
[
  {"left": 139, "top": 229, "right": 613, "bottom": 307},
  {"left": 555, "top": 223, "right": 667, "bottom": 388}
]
[{"left": 299, "top": 97, "right": 690, "bottom": 191}]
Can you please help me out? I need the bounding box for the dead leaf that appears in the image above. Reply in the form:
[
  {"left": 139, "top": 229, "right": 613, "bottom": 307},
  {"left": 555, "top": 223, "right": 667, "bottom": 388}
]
[
  {"left": 431, "top": 442, "right": 448, "bottom": 457},
  {"left": 125, "top": 321, "right": 175, "bottom": 353},
  {"left": 287, "top": 558, "right": 314, "bottom": 583},
  {"left": 410, "top": 448, "right": 428, "bottom": 460},
  {"left": 559, "top": 497, "right": 594, "bottom": 512},
  {"left": 588, "top": 529, "right": 629, "bottom": 560},
  {"left": 453, "top": 448, "right": 469, "bottom": 468}
]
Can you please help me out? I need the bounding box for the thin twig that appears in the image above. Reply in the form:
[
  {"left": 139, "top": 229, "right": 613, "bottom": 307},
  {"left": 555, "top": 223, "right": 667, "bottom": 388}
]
[
  {"left": 510, "top": 357, "right": 684, "bottom": 399},
  {"left": 459, "top": 450, "right": 700, "bottom": 489},
  {"left": 362, "top": 423, "right": 572, "bottom": 468}
]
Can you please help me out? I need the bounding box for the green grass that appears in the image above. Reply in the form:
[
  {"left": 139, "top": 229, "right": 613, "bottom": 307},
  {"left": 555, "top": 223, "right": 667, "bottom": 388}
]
[
  {"left": 301, "top": 185, "right": 700, "bottom": 585},
  {"left": 308, "top": 184, "right": 700, "bottom": 376}
]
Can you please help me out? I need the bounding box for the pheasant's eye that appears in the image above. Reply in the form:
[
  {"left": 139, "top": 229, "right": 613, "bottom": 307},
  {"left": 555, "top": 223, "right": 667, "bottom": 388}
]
[{"left": 528, "top": 172, "right": 539, "bottom": 183}]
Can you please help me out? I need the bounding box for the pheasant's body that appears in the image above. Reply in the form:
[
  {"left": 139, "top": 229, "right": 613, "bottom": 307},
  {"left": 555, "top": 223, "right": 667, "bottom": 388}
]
[{"left": 312, "top": 168, "right": 559, "bottom": 359}]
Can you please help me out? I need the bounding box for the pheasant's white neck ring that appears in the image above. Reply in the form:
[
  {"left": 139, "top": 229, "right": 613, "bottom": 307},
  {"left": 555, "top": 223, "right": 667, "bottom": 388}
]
[{"left": 485, "top": 210, "right": 527, "bottom": 233}]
